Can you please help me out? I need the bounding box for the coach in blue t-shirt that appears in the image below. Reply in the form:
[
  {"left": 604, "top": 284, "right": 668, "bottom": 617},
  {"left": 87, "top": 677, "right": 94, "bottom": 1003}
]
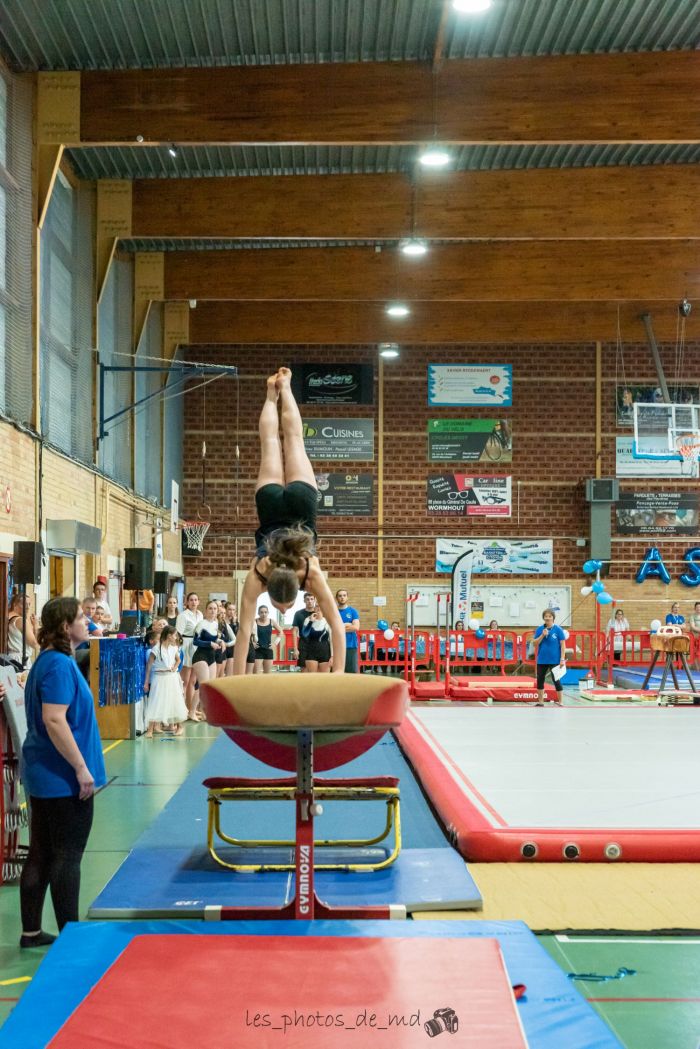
[
  {"left": 533, "top": 609, "right": 566, "bottom": 705},
  {"left": 336, "top": 588, "right": 360, "bottom": 673},
  {"left": 19, "top": 597, "right": 106, "bottom": 949}
]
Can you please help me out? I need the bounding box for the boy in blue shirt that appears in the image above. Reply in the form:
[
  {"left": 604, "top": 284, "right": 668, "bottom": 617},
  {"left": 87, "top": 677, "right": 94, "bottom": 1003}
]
[
  {"left": 533, "top": 609, "right": 566, "bottom": 705},
  {"left": 336, "top": 589, "right": 360, "bottom": 673}
]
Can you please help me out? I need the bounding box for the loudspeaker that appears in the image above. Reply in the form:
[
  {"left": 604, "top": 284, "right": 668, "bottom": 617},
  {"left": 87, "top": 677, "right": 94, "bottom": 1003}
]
[
  {"left": 585, "top": 478, "right": 619, "bottom": 503},
  {"left": 153, "top": 571, "right": 170, "bottom": 594},
  {"left": 13, "top": 541, "right": 43, "bottom": 586},
  {"left": 124, "top": 548, "right": 154, "bottom": 590}
]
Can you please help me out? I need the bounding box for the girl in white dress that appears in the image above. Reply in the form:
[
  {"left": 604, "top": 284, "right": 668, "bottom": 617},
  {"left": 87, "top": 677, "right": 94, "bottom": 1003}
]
[{"left": 143, "top": 627, "right": 187, "bottom": 737}]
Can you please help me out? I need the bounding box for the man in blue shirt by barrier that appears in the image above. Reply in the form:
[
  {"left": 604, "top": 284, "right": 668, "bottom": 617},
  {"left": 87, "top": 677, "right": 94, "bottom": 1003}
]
[
  {"left": 336, "top": 589, "right": 360, "bottom": 673},
  {"left": 533, "top": 609, "right": 566, "bottom": 705}
]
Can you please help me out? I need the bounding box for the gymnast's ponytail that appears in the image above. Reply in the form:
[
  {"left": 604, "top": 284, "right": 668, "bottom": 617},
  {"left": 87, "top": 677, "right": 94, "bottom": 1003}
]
[{"left": 265, "top": 526, "right": 315, "bottom": 605}]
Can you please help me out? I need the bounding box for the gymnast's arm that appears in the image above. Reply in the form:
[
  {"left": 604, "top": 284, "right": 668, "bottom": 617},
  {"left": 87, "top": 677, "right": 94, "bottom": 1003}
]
[
  {"left": 307, "top": 564, "right": 346, "bottom": 673},
  {"left": 233, "top": 567, "right": 265, "bottom": 675}
]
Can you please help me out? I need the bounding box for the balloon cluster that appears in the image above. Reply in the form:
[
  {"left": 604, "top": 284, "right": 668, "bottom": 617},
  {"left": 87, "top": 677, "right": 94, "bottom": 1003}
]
[
  {"left": 468, "top": 617, "right": 486, "bottom": 639},
  {"left": 580, "top": 559, "right": 615, "bottom": 605},
  {"left": 376, "top": 619, "right": 394, "bottom": 640}
]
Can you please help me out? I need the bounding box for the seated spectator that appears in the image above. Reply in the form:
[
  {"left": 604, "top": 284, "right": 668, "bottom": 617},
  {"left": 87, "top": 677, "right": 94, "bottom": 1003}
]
[
  {"left": 92, "top": 579, "right": 113, "bottom": 626},
  {"left": 666, "top": 602, "right": 685, "bottom": 626}
]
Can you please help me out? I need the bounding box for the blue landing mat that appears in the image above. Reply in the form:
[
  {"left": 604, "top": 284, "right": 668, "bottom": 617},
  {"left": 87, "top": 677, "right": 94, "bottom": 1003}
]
[
  {"left": 0, "top": 920, "right": 622, "bottom": 1049},
  {"left": 90, "top": 732, "right": 482, "bottom": 916},
  {"left": 613, "top": 665, "right": 700, "bottom": 690}
]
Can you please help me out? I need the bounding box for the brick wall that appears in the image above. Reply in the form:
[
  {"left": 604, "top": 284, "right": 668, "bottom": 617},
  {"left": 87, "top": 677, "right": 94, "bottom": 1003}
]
[
  {"left": 181, "top": 342, "right": 699, "bottom": 632},
  {"left": 0, "top": 417, "right": 179, "bottom": 607}
]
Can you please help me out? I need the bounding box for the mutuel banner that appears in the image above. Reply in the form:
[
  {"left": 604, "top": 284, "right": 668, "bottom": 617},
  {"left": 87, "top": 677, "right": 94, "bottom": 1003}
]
[
  {"left": 292, "top": 364, "right": 374, "bottom": 404},
  {"left": 427, "top": 475, "right": 511, "bottom": 517},
  {"left": 451, "top": 549, "right": 474, "bottom": 626}
]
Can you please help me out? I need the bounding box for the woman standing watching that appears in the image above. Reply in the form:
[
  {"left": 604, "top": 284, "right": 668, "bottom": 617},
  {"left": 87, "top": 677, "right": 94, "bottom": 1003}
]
[
  {"left": 7, "top": 591, "right": 39, "bottom": 669},
  {"left": 19, "top": 598, "right": 106, "bottom": 946},
  {"left": 222, "top": 602, "right": 238, "bottom": 677},
  {"left": 165, "top": 594, "right": 180, "bottom": 629},
  {"left": 191, "top": 600, "right": 226, "bottom": 711},
  {"left": 176, "top": 593, "right": 203, "bottom": 719}
]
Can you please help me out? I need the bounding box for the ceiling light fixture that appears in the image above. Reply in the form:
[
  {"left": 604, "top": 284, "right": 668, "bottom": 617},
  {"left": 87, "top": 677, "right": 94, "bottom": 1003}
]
[
  {"left": 379, "top": 344, "right": 400, "bottom": 359},
  {"left": 400, "top": 237, "right": 428, "bottom": 257},
  {"left": 168, "top": 144, "right": 179, "bottom": 158},
  {"left": 453, "top": 0, "right": 492, "bottom": 12},
  {"left": 418, "top": 147, "right": 451, "bottom": 168},
  {"left": 418, "top": 70, "right": 451, "bottom": 168},
  {"left": 386, "top": 304, "right": 410, "bottom": 318}
]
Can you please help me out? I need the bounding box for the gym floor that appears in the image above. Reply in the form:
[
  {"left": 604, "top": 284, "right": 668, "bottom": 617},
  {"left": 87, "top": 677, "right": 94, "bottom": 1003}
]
[{"left": 1, "top": 694, "right": 698, "bottom": 1049}]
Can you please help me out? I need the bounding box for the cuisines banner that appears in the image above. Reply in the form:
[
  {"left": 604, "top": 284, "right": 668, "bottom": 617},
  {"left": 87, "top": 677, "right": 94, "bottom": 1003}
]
[
  {"left": 292, "top": 364, "right": 374, "bottom": 404},
  {"left": 616, "top": 437, "right": 685, "bottom": 478},
  {"left": 616, "top": 492, "right": 699, "bottom": 535},
  {"left": 428, "top": 419, "right": 512, "bottom": 463},
  {"left": 436, "top": 538, "right": 553, "bottom": 574},
  {"left": 302, "top": 419, "right": 374, "bottom": 460},
  {"left": 315, "top": 473, "right": 373, "bottom": 516},
  {"left": 427, "top": 475, "right": 512, "bottom": 517},
  {"left": 427, "top": 364, "right": 513, "bottom": 407}
]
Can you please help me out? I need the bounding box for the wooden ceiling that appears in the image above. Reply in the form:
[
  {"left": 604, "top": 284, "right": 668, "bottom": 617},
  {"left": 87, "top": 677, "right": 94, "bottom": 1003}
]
[{"left": 18, "top": 2, "right": 700, "bottom": 346}]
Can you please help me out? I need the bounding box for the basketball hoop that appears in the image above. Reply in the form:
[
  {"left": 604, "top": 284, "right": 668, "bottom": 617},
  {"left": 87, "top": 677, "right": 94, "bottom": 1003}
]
[
  {"left": 182, "top": 520, "right": 210, "bottom": 554},
  {"left": 675, "top": 433, "right": 700, "bottom": 465}
]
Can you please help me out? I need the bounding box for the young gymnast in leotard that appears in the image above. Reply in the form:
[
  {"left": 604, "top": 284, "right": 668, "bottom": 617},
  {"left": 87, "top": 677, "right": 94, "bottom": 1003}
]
[{"left": 233, "top": 368, "right": 346, "bottom": 675}]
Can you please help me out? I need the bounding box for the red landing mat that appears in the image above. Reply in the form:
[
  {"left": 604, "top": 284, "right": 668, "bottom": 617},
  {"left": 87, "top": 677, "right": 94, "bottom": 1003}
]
[
  {"left": 448, "top": 676, "right": 556, "bottom": 702},
  {"left": 49, "top": 934, "right": 527, "bottom": 1049}
]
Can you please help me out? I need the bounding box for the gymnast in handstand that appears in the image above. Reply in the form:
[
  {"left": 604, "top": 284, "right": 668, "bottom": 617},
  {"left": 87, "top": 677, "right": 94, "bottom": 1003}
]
[{"left": 233, "top": 368, "right": 346, "bottom": 675}]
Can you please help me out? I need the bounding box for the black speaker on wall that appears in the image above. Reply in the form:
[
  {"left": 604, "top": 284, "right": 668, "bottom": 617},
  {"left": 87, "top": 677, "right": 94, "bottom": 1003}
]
[
  {"left": 13, "top": 541, "right": 43, "bottom": 586},
  {"left": 153, "top": 571, "right": 170, "bottom": 594},
  {"left": 124, "top": 548, "right": 154, "bottom": 590}
]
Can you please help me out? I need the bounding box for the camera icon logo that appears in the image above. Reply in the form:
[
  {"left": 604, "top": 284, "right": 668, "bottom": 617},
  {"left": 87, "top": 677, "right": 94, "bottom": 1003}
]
[{"left": 424, "top": 1006, "right": 459, "bottom": 1037}]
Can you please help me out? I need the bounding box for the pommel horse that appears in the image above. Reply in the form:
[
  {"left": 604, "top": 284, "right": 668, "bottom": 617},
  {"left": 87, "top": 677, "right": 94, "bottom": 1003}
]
[
  {"left": 642, "top": 625, "right": 698, "bottom": 698},
  {"left": 200, "top": 674, "right": 410, "bottom": 920}
]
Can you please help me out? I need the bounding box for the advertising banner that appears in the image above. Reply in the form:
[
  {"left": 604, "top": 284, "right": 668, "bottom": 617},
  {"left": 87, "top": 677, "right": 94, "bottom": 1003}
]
[
  {"left": 436, "top": 538, "right": 553, "bottom": 574},
  {"left": 616, "top": 437, "right": 685, "bottom": 478},
  {"left": 427, "top": 475, "right": 511, "bottom": 517},
  {"left": 616, "top": 384, "right": 699, "bottom": 426},
  {"left": 315, "top": 473, "right": 373, "bottom": 516},
  {"left": 451, "top": 549, "right": 474, "bottom": 626},
  {"left": 616, "top": 492, "right": 699, "bottom": 535},
  {"left": 302, "top": 419, "right": 374, "bottom": 461},
  {"left": 292, "top": 364, "right": 374, "bottom": 404},
  {"left": 428, "top": 419, "right": 512, "bottom": 463},
  {"left": 428, "top": 364, "right": 512, "bottom": 407}
]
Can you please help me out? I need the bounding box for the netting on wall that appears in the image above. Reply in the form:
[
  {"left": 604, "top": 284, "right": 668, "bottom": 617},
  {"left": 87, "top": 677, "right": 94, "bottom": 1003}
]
[
  {"left": 97, "top": 255, "right": 134, "bottom": 488},
  {"left": 162, "top": 343, "right": 184, "bottom": 509},
  {"left": 0, "top": 66, "right": 33, "bottom": 425},
  {"left": 40, "top": 171, "right": 95, "bottom": 463},
  {"left": 134, "top": 303, "right": 163, "bottom": 502}
]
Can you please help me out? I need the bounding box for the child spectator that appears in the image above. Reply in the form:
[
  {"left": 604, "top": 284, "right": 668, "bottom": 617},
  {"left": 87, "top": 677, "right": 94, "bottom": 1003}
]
[{"left": 143, "top": 627, "right": 187, "bottom": 737}]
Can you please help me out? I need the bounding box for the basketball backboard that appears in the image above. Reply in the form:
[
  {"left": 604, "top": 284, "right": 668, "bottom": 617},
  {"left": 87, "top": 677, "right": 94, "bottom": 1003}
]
[{"left": 633, "top": 402, "right": 700, "bottom": 477}]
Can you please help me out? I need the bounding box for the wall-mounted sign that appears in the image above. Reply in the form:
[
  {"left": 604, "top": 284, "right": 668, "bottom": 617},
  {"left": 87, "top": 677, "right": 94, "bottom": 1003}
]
[
  {"left": 436, "top": 538, "right": 553, "bottom": 574},
  {"left": 616, "top": 384, "right": 700, "bottom": 427},
  {"left": 427, "top": 475, "right": 512, "bottom": 517},
  {"left": 615, "top": 437, "right": 684, "bottom": 478},
  {"left": 616, "top": 492, "right": 699, "bottom": 535},
  {"left": 428, "top": 419, "right": 512, "bottom": 463},
  {"left": 302, "top": 418, "right": 374, "bottom": 461},
  {"left": 315, "top": 473, "right": 373, "bottom": 516},
  {"left": 292, "top": 364, "right": 373, "bottom": 404},
  {"left": 428, "top": 364, "right": 513, "bottom": 407}
]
